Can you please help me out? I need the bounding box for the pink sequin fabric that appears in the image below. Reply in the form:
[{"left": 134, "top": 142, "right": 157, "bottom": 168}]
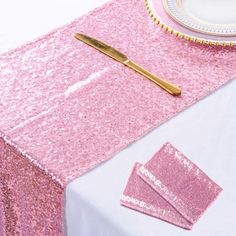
[
  {"left": 121, "top": 143, "right": 222, "bottom": 230},
  {"left": 120, "top": 163, "right": 193, "bottom": 230},
  {"left": 0, "top": 0, "right": 235, "bottom": 234},
  {"left": 137, "top": 142, "right": 222, "bottom": 226}
]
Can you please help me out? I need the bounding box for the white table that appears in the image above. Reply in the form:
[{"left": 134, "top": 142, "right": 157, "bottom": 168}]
[{"left": 1, "top": 1, "right": 236, "bottom": 235}]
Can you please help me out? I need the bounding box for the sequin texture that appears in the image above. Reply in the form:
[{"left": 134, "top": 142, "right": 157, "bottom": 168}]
[
  {"left": 0, "top": 0, "right": 234, "bottom": 234},
  {"left": 137, "top": 142, "right": 222, "bottom": 224},
  {"left": 120, "top": 163, "right": 193, "bottom": 229}
]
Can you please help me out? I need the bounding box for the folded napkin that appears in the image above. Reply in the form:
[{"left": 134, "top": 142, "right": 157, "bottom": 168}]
[
  {"left": 121, "top": 143, "right": 222, "bottom": 229},
  {"left": 120, "top": 163, "right": 193, "bottom": 229}
]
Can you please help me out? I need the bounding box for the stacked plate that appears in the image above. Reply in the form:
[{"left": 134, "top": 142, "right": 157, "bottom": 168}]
[{"left": 145, "top": 0, "right": 236, "bottom": 46}]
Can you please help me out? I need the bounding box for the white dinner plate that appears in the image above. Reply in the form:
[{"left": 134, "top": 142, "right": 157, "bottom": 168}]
[{"left": 145, "top": 0, "right": 236, "bottom": 46}]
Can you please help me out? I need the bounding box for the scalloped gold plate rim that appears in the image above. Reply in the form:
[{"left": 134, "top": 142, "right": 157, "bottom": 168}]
[{"left": 144, "top": 0, "right": 235, "bottom": 47}]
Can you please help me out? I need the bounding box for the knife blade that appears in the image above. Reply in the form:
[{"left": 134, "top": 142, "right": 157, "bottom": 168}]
[{"left": 74, "top": 33, "right": 181, "bottom": 96}]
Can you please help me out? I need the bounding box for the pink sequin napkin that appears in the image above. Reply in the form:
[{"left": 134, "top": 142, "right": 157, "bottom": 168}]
[
  {"left": 120, "top": 163, "right": 193, "bottom": 230},
  {"left": 121, "top": 143, "right": 222, "bottom": 229}
]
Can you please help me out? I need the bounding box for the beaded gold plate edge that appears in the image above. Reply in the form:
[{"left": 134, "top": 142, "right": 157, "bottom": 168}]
[{"left": 144, "top": 0, "right": 235, "bottom": 47}]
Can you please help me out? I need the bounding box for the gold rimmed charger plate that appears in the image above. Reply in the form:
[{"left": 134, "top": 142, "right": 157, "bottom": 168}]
[{"left": 145, "top": 0, "right": 236, "bottom": 46}]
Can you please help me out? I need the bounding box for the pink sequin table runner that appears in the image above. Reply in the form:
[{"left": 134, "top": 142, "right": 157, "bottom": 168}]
[{"left": 0, "top": 0, "right": 236, "bottom": 235}]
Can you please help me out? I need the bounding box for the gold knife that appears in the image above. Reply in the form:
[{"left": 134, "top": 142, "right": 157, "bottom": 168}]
[{"left": 74, "top": 33, "right": 181, "bottom": 96}]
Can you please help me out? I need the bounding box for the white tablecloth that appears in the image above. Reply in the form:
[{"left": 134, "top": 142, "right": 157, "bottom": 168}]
[{"left": 1, "top": 1, "right": 236, "bottom": 235}]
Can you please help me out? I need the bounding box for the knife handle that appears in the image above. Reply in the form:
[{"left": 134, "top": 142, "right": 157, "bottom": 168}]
[{"left": 124, "top": 60, "right": 181, "bottom": 96}]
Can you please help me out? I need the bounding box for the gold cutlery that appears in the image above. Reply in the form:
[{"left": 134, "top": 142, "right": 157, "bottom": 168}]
[{"left": 74, "top": 33, "right": 181, "bottom": 96}]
